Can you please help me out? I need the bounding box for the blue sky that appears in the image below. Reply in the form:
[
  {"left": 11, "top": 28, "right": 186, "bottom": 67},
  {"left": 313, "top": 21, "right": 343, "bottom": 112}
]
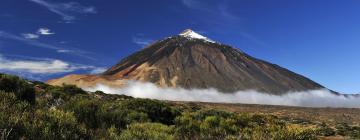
[{"left": 0, "top": 0, "right": 359, "bottom": 93}]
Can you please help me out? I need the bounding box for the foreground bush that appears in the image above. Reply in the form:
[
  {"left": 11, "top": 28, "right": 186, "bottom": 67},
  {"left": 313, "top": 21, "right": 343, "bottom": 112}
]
[
  {"left": 109, "top": 123, "right": 174, "bottom": 140},
  {"left": 0, "top": 74, "right": 35, "bottom": 103},
  {"left": 0, "top": 91, "right": 88, "bottom": 139},
  {"left": 119, "top": 98, "right": 180, "bottom": 125},
  {"left": 21, "top": 109, "right": 87, "bottom": 140},
  {"left": 175, "top": 110, "right": 242, "bottom": 139},
  {"left": 0, "top": 91, "right": 31, "bottom": 139},
  {"left": 175, "top": 110, "right": 318, "bottom": 140}
]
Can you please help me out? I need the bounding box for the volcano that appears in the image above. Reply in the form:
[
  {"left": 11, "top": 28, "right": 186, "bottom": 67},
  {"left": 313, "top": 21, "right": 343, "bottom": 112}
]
[{"left": 48, "top": 29, "right": 324, "bottom": 94}]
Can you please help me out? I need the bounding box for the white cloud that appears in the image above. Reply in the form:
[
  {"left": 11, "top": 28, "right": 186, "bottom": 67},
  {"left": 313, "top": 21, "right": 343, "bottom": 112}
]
[
  {"left": 37, "top": 27, "right": 55, "bottom": 35},
  {"left": 21, "top": 27, "right": 54, "bottom": 40},
  {"left": 29, "top": 0, "right": 97, "bottom": 21},
  {"left": 0, "top": 57, "right": 82, "bottom": 74},
  {"left": 90, "top": 67, "right": 107, "bottom": 74},
  {"left": 0, "top": 55, "right": 103, "bottom": 75},
  {"left": 0, "top": 31, "right": 92, "bottom": 59},
  {"left": 0, "top": 31, "right": 60, "bottom": 50},
  {"left": 86, "top": 81, "right": 360, "bottom": 108},
  {"left": 22, "top": 33, "right": 39, "bottom": 39},
  {"left": 132, "top": 36, "right": 154, "bottom": 47},
  {"left": 239, "top": 32, "right": 268, "bottom": 47},
  {"left": 57, "top": 49, "right": 71, "bottom": 53}
]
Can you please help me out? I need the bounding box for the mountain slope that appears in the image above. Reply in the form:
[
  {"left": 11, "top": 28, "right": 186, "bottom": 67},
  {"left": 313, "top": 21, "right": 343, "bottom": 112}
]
[{"left": 48, "top": 29, "right": 324, "bottom": 94}]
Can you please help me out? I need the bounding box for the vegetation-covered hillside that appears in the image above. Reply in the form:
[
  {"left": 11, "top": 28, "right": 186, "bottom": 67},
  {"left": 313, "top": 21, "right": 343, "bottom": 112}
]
[{"left": 0, "top": 73, "right": 359, "bottom": 140}]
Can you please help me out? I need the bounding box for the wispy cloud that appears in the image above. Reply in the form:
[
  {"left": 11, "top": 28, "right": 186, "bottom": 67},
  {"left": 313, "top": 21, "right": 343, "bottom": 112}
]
[
  {"left": 218, "top": 4, "right": 240, "bottom": 21},
  {"left": 132, "top": 36, "right": 154, "bottom": 47},
  {"left": 37, "top": 27, "right": 55, "bottom": 35},
  {"left": 0, "top": 54, "right": 105, "bottom": 77},
  {"left": 181, "top": 0, "right": 267, "bottom": 48},
  {"left": 29, "top": 0, "right": 97, "bottom": 22},
  {"left": 0, "top": 31, "right": 61, "bottom": 50},
  {"left": 21, "top": 27, "right": 54, "bottom": 40},
  {"left": 181, "top": 0, "right": 240, "bottom": 23},
  {"left": 182, "top": 0, "right": 210, "bottom": 12},
  {"left": 90, "top": 67, "right": 107, "bottom": 74},
  {"left": 56, "top": 49, "right": 71, "bottom": 53},
  {"left": 0, "top": 31, "right": 91, "bottom": 59},
  {"left": 22, "top": 33, "right": 39, "bottom": 39},
  {"left": 239, "top": 32, "right": 268, "bottom": 47},
  {"left": 0, "top": 56, "right": 87, "bottom": 74}
]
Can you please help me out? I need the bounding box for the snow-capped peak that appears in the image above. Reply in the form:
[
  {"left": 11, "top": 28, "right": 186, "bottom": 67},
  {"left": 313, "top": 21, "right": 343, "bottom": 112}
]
[{"left": 179, "top": 29, "right": 215, "bottom": 43}]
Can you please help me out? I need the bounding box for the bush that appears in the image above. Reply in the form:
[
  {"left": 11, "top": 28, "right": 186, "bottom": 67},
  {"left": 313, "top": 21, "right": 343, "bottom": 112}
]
[
  {"left": 175, "top": 110, "right": 242, "bottom": 139},
  {"left": 241, "top": 125, "right": 317, "bottom": 140},
  {"left": 21, "top": 109, "right": 88, "bottom": 140},
  {"left": 0, "top": 74, "right": 35, "bottom": 103},
  {"left": 119, "top": 99, "right": 179, "bottom": 125},
  {"left": 99, "top": 107, "right": 150, "bottom": 129},
  {"left": 61, "top": 84, "right": 87, "bottom": 95},
  {"left": 316, "top": 123, "right": 335, "bottom": 136},
  {"left": 336, "top": 123, "right": 360, "bottom": 139},
  {"left": 115, "top": 123, "right": 174, "bottom": 140},
  {"left": 272, "top": 128, "right": 317, "bottom": 140},
  {"left": 0, "top": 91, "right": 31, "bottom": 139},
  {"left": 65, "top": 99, "right": 101, "bottom": 128}
]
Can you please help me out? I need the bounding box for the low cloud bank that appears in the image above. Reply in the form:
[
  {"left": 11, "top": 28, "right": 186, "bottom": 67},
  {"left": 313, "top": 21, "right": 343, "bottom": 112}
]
[{"left": 86, "top": 81, "right": 360, "bottom": 108}]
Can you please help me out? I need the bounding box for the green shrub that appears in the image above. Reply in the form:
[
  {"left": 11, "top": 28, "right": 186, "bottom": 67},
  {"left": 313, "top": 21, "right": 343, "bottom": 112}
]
[
  {"left": 174, "top": 112, "right": 201, "bottom": 139},
  {"left": 62, "top": 84, "right": 87, "bottom": 95},
  {"left": 98, "top": 104, "right": 150, "bottom": 129},
  {"left": 0, "top": 91, "right": 31, "bottom": 139},
  {"left": 272, "top": 128, "right": 317, "bottom": 140},
  {"left": 116, "top": 123, "right": 174, "bottom": 140},
  {"left": 0, "top": 74, "right": 35, "bottom": 103},
  {"left": 316, "top": 123, "right": 335, "bottom": 136},
  {"left": 21, "top": 109, "right": 88, "bottom": 140},
  {"left": 240, "top": 125, "right": 317, "bottom": 140},
  {"left": 119, "top": 98, "right": 180, "bottom": 125},
  {"left": 175, "top": 110, "right": 242, "bottom": 139},
  {"left": 336, "top": 123, "right": 360, "bottom": 139},
  {"left": 65, "top": 99, "right": 101, "bottom": 128}
]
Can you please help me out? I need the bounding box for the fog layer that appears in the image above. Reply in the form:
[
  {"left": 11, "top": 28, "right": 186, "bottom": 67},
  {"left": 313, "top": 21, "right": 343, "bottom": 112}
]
[{"left": 86, "top": 81, "right": 360, "bottom": 108}]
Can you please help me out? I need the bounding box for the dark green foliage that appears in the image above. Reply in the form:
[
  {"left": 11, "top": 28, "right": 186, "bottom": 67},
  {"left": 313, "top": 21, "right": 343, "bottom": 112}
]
[
  {"left": 94, "top": 90, "right": 106, "bottom": 95},
  {"left": 98, "top": 102, "right": 150, "bottom": 129},
  {"left": 0, "top": 91, "right": 88, "bottom": 139},
  {"left": 61, "top": 84, "right": 87, "bottom": 95},
  {"left": 0, "top": 74, "right": 35, "bottom": 103},
  {"left": 0, "top": 91, "right": 31, "bottom": 139},
  {"left": 119, "top": 98, "right": 180, "bottom": 125},
  {"left": 20, "top": 109, "right": 88, "bottom": 140},
  {"left": 316, "top": 123, "right": 335, "bottom": 136},
  {"left": 336, "top": 123, "right": 360, "bottom": 138},
  {"left": 174, "top": 110, "right": 318, "bottom": 140},
  {"left": 65, "top": 99, "right": 101, "bottom": 128},
  {"left": 175, "top": 110, "right": 246, "bottom": 139},
  {"left": 111, "top": 123, "right": 174, "bottom": 140}
]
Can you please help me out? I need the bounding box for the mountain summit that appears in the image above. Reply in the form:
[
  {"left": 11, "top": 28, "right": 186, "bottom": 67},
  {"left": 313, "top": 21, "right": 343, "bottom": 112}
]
[
  {"left": 179, "top": 29, "right": 215, "bottom": 43},
  {"left": 48, "top": 29, "right": 324, "bottom": 94}
]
